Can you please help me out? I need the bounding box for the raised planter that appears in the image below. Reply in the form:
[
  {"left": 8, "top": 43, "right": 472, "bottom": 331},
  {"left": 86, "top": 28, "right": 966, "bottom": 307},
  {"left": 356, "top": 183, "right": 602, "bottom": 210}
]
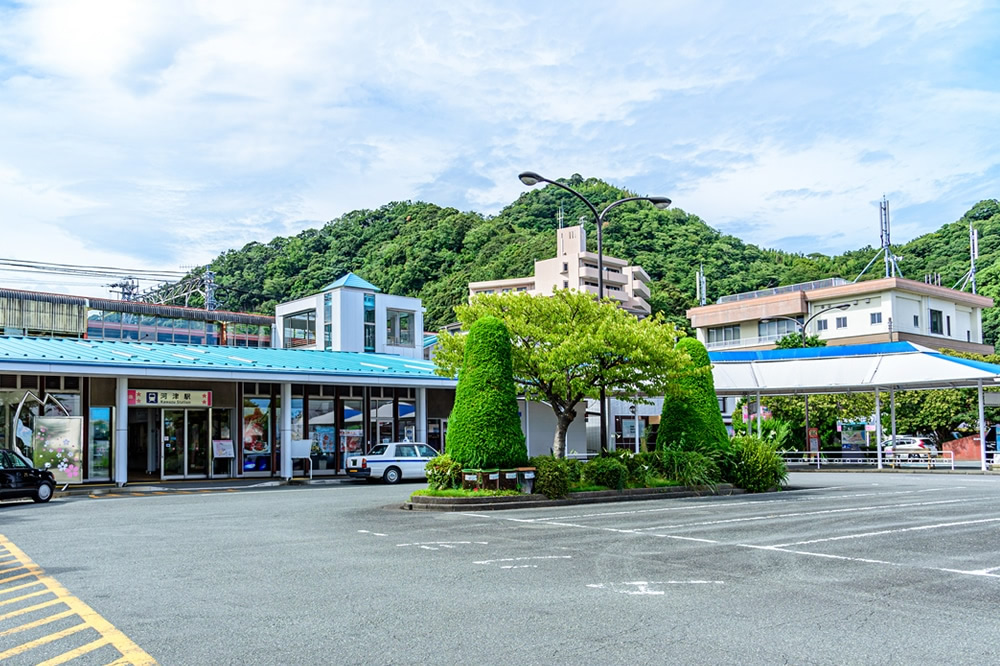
[{"left": 403, "top": 483, "right": 743, "bottom": 511}]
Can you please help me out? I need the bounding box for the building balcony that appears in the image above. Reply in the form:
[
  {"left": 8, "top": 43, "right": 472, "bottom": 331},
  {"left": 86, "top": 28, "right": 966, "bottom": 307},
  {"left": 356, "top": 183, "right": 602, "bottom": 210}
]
[
  {"left": 632, "top": 280, "right": 650, "bottom": 300},
  {"left": 579, "top": 265, "right": 628, "bottom": 285}
]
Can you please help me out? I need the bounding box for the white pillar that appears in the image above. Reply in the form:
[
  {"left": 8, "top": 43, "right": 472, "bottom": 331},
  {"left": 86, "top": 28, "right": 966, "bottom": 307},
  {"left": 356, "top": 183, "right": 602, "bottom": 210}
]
[
  {"left": 756, "top": 390, "right": 762, "bottom": 438},
  {"left": 280, "top": 382, "right": 292, "bottom": 480},
  {"left": 875, "top": 389, "right": 882, "bottom": 470},
  {"left": 415, "top": 387, "right": 427, "bottom": 443},
  {"left": 114, "top": 377, "right": 129, "bottom": 487},
  {"left": 978, "top": 379, "right": 987, "bottom": 472}
]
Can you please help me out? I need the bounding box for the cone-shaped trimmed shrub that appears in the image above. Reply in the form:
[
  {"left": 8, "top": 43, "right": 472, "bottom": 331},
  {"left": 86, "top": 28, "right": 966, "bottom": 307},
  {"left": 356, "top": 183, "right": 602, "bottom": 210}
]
[
  {"left": 656, "top": 337, "right": 729, "bottom": 450},
  {"left": 445, "top": 316, "right": 527, "bottom": 469}
]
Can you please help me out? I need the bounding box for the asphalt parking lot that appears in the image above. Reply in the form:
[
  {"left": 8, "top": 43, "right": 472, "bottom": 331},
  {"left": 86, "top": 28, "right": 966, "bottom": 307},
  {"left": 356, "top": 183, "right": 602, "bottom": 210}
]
[{"left": 1, "top": 472, "right": 998, "bottom": 664}]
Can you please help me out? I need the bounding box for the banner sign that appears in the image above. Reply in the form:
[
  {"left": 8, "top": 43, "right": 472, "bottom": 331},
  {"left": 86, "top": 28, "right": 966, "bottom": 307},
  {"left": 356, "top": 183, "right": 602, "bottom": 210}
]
[
  {"left": 128, "top": 390, "right": 212, "bottom": 408},
  {"left": 212, "top": 440, "right": 235, "bottom": 458},
  {"left": 31, "top": 416, "right": 85, "bottom": 485}
]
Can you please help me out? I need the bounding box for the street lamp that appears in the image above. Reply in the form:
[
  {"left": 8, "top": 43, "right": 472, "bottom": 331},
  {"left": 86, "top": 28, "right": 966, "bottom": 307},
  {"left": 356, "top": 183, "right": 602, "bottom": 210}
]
[
  {"left": 760, "top": 303, "right": 850, "bottom": 464},
  {"left": 518, "top": 171, "right": 672, "bottom": 452},
  {"left": 761, "top": 303, "right": 850, "bottom": 346}
]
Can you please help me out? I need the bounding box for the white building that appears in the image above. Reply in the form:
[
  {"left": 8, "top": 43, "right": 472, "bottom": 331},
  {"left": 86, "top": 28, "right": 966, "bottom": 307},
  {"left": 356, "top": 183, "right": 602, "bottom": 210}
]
[
  {"left": 468, "top": 224, "right": 652, "bottom": 316},
  {"left": 274, "top": 273, "right": 424, "bottom": 360},
  {"left": 687, "top": 277, "right": 994, "bottom": 355}
]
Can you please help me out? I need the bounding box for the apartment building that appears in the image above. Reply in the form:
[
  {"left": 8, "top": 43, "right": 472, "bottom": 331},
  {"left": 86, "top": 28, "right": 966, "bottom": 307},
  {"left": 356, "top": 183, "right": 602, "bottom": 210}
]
[
  {"left": 468, "top": 225, "right": 652, "bottom": 316},
  {"left": 687, "top": 277, "right": 994, "bottom": 355}
]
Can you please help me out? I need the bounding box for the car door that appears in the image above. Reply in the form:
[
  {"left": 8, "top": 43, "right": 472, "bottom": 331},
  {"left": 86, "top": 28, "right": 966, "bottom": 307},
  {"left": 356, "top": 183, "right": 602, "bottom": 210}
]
[
  {"left": 0, "top": 450, "right": 25, "bottom": 496},
  {"left": 394, "top": 444, "right": 424, "bottom": 479}
]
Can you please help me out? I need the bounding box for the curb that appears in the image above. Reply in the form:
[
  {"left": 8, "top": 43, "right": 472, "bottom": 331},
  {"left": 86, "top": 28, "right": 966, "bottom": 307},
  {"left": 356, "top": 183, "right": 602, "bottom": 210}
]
[
  {"left": 403, "top": 484, "right": 744, "bottom": 511},
  {"left": 54, "top": 480, "right": 288, "bottom": 497}
]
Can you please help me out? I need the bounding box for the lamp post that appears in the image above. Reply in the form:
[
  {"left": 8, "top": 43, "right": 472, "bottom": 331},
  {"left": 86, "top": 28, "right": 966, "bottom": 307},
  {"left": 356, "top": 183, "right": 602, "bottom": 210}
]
[
  {"left": 761, "top": 303, "right": 850, "bottom": 466},
  {"left": 518, "top": 171, "right": 671, "bottom": 452}
]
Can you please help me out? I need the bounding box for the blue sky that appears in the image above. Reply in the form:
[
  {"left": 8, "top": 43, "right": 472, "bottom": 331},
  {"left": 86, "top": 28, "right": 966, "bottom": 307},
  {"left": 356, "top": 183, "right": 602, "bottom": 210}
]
[{"left": 0, "top": 0, "right": 998, "bottom": 295}]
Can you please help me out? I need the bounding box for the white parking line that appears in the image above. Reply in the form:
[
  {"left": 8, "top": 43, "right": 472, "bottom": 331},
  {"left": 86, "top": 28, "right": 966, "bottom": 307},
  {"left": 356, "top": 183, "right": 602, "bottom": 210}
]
[
  {"left": 771, "top": 517, "right": 1000, "bottom": 548},
  {"left": 587, "top": 581, "right": 724, "bottom": 595},
  {"left": 633, "top": 498, "right": 979, "bottom": 532}
]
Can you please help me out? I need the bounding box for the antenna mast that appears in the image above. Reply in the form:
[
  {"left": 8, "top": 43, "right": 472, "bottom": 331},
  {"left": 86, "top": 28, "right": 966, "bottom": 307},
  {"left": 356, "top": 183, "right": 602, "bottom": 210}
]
[
  {"left": 854, "top": 195, "right": 903, "bottom": 282},
  {"left": 954, "top": 222, "right": 979, "bottom": 294}
]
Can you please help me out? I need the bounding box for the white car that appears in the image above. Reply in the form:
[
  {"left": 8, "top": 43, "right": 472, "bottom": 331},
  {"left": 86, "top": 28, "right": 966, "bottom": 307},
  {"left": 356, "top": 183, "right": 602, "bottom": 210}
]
[
  {"left": 345, "top": 442, "right": 438, "bottom": 484},
  {"left": 881, "top": 436, "right": 938, "bottom": 457}
]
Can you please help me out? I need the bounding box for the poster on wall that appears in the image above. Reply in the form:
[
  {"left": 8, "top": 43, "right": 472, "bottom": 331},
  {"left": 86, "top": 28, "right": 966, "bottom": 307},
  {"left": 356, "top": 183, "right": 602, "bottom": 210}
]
[
  {"left": 31, "top": 416, "right": 85, "bottom": 485},
  {"left": 314, "top": 426, "right": 336, "bottom": 453}
]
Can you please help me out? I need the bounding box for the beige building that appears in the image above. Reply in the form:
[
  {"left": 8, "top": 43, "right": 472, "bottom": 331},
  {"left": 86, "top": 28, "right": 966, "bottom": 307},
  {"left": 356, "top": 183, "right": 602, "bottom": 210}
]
[
  {"left": 468, "top": 225, "right": 652, "bottom": 316},
  {"left": 687, "top": 277, "right": 994, "bottom": 355}
]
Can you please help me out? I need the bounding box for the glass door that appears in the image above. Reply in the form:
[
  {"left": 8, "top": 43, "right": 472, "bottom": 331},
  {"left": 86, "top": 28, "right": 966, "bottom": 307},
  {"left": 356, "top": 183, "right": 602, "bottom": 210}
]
[
  {"left": 162, "top": 410, "right": 185, "bottom": 477},
  {"left": 186, "top": 409, "right": 209, "bottom": 477}
]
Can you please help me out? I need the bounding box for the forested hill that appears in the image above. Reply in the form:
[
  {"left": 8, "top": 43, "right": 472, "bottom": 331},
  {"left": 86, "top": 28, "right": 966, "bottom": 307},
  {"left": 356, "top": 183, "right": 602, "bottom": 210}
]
[{"left": 196, "top": 175, "right": 1000, "bottom": 345}]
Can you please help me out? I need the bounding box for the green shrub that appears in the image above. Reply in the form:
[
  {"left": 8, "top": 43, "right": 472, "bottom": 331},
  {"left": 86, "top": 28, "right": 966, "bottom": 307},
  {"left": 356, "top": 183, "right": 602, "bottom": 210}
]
[
  {"left": 530, "top": 456, "right": 569, "bottom": 499},
  {"left": 730, "top": 435, "right": 788, "bottom": 492},
  {"left": 582, "top": 456, "right": 628, "bottom": 491},
  {"left": 424, "top": 454, "right": 462, "bottom": 490},
  {"left": 656, "top": 338, "right": 729, "bottom": 450},
  {"left": 445, "top": 316, "right": 527, "bottom": 469},
  {"left": 658, "top": 448, "right": 718, "bottom": 490},
  {"left": 560, "top": 457, "right": 584, "bottom": 483}
]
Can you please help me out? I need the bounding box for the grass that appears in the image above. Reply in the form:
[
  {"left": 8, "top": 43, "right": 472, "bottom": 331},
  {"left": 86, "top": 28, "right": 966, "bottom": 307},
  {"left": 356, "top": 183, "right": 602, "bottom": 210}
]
[{"left": 411, "top": 488, "right": 524, "bottom": 498}]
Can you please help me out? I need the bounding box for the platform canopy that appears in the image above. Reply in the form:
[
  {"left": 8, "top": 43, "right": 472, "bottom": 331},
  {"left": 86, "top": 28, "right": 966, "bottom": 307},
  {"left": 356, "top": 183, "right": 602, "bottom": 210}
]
[{"left": 709, "top": 342, "right": 1000, "bottom": 396}]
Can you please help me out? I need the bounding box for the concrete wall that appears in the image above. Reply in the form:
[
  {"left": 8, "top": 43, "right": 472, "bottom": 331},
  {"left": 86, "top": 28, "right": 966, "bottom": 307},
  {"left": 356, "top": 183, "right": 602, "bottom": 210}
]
[{"left": 520, "top": 398, "right": 587, "bottom": 458}]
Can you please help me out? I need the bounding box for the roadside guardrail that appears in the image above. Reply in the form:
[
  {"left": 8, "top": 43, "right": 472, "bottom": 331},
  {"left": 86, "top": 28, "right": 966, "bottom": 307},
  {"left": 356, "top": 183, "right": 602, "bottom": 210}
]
[{"left": 780, "top": 450, "right": 955, "bottom": 470}]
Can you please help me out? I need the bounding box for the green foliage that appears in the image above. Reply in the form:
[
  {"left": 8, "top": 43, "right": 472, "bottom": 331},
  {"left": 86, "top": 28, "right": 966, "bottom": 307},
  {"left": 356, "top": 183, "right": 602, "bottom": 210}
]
[
  {"left": 530, "top": 456, "right": 569, "bottom": 499},
  {"left": 436, "top": 290, "right": 685, "bottom": 458},
  {"left": 445, "top": 316, "right": 527, "bottom": 469},
  {"left": 411, "top": 488, "right": 522, "bottom": 498},
  {"left": 730, "top": 435, "right": 789, "bottom": 492},
  {"left": 424, "top": 454, "right": 463, "bottom": 490},
  {"left": 657, "top": 448, "right": 718, "bottom": 490},
  {"left": 775, "top": 333, "right": 826, "bottom": 349},
  {"left": 656, "top": 337, "right": 729, "bottom": 451},
  {"left": 560, "top": 457, "right": 585, "bottom": 483},
  {"left": 581, "top": 457, "right": 628, "bottom": 491}
]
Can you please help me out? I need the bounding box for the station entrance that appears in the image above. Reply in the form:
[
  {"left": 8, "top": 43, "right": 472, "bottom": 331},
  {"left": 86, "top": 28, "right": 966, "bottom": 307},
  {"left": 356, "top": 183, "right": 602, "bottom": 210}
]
[{"left": 127, "top": 407, "right": 232, "bottom": 481}]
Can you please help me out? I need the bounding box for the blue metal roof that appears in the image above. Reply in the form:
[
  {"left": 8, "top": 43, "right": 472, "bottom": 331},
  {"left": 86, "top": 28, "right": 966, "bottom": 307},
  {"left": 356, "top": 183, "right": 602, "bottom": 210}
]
[
  {"left": 321, "top": 272, "right": 381, "bottom": 292},
  {"left": 0, "top": 336, "right": 451, "bottom": 384},
  {"left": 423, "top": 334, "right": 438, "bottom": 348},
  {"left": 709, "top": 342, "right": 923, "bottom": 363}
]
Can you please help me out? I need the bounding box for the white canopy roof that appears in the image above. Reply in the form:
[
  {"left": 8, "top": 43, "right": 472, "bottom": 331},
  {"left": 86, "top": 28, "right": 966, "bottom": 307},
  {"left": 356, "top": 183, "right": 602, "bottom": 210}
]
[{"left": 709, "top": 342, "right": 1000, "bottom": 396}]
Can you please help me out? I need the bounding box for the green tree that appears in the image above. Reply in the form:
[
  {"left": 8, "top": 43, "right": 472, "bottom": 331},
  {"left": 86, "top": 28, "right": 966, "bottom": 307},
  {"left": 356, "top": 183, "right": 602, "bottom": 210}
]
[
  {"left": 444, "top": 316, "right": 527, "bottom": 469},
  {"left": 774, "top": 333, "right": 826, "bottom": 349},
  {"left": 434, "top": 290, "right": 687, "bottom": 458},
  {"left": 656, "top": 337, "right": 729, "bottom": 450}
]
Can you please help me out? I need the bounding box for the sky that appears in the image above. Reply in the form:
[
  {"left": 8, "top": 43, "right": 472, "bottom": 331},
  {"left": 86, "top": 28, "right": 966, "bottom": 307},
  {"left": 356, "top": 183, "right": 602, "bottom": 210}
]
[{"left": 0, "top": 0, "right": 998, "bottom": 297}]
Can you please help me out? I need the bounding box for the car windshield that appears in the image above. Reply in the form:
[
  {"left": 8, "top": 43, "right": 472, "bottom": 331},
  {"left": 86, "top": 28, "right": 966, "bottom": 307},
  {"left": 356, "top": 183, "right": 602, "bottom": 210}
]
[{"left": 368, "top": 445, "right": 389, "bottom": 456}]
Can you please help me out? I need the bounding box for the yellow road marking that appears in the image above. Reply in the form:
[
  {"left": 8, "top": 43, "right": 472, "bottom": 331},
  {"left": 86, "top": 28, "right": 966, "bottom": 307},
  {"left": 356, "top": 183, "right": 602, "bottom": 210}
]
[
  {"left": 0, "top": 608, "right": 76, "bottom": 637},
  {"left": 0, "top": 580, "right": 45, "bottom": 597},
  {"left": 0, "top": 586, "right": 49, "bottom": 607},
  {"left": 37, "top": 636, "right": 111, "bottom": 666},
  {"left": 0, "top": 535, "right": 157, "bottom": 665},
  {"left": 0, "top": 621, "right": 89, "bottom": 660}
]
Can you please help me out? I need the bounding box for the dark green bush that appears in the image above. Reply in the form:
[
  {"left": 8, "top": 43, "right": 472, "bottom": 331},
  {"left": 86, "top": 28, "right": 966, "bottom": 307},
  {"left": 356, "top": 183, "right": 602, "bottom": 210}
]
[
  {"left": 658, "top": 448, "right": 718, "bottom": 490},
  {"left": 582, "top": 456, "right": 628, "bottom": 491},
  {"left": 446, "top": 316, "right": 527, "bottom": 469},
  {"left": 530, "top": 456, "right": 569, "bottom": 499},
  {"left": 560, "top": 457, "right": 584, "bottom": 483},
  {"left": 424, "top": 454, "right": 462, "bottom": 490},
  {"left": 730, "top": 435, "right": 789, "bottom": 492},
  {"left": 656, "top": 338, "right": 729, "bottom": 450}
]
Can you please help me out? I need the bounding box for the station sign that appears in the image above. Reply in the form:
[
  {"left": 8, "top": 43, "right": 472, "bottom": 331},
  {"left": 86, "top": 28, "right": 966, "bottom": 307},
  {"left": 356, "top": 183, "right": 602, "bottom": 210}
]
[{"left": 127, "top": 389, "right": 213, "bottom": 408}]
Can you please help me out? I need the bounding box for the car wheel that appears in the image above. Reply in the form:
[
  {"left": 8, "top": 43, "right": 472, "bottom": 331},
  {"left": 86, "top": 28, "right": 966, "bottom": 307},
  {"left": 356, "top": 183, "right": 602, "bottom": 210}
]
[
  {"left": 33, "top": 481, "right": 54, "bottom": 503},
  {"left": 383, "top": 467, "right": 401, "bottom": 484}
]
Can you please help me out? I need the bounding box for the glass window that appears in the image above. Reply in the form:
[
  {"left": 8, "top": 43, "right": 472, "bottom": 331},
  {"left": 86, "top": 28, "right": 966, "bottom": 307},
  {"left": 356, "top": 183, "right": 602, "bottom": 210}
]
[
  {"left": 836, "top": 316, "right": 847, "bottom": 329},
  {"left": 870, "top": 312, "right": 882, "bottom": 325},
  {"left": 930, "top": 309, "right": 943, "bottom": 335},
  {"left": 708, "top": 325, "right": 740, "bottom": 343},
  {"left": 368, "top": 444, "right": 388, "bottom": 456},
  {"left": 364, "top": 294, "right": 376, "bottom": 352},
  {"left": 86, "top": 309, "right": 104, "bottom": 339},
  {"left": 341, "top": 398, "right": 364, "bottom": 457},
  {"left": 817, "top": 319, "right": 828, "bottom": 331},
  {"left": 417, "top": 444, "right": 438, "bottom": 457},
  {"left": 913, "top": 314, "right": 919, "bottom": 328},
  {"left": 398, "top": 400, "right": 415, "bottom": 441},
  {"left": 283, "top": 310, "right": 317, "bottom": 348},
  {"left": 396, "top": 445, "right": 417, "bottom": 457},
  {"left": 88, "top": 407, "right": 112, "bottom": 481},
  {"left": 386, "top": 309, "right": 414, "bottom": 347}
]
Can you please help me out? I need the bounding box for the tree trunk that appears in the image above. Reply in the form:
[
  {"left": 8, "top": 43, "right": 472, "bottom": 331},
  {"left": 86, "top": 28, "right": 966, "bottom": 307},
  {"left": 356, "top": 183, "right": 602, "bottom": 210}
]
[{"left": 552, "top": 410, "right": 576, "bottom": 459}]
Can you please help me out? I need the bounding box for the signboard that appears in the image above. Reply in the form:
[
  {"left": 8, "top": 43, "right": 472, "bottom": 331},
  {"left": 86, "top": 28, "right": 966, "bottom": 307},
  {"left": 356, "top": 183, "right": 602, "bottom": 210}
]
[
  {"left": 313, "top": 426, "right": 336, "bottom": 454},
  {"left": 128, "top": 390, "right": 212, "bottom": 408},
  {"left": 290, "top": 439, "right": 312, "bottom": 459},
  {"left": 212, "top": 440, "right": 235, "bottom": 458},
  {"left": 807, "top": 427, "right": 820, "bottom": 453},
  {"left": 31, "top": 416, "right": 85, "bottom": 485}
]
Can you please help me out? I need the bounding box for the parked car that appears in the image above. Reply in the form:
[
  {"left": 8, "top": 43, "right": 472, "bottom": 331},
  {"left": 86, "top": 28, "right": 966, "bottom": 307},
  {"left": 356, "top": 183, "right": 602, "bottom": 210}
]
[
  {"left": 880, "top": 436, "right": 938, "bottom": 457},
  {"left": 0, "top": 448, "right": 56, "bottom": 503},
  {"left": 345, "top": 442, "right": 438, "bottom": 484}
]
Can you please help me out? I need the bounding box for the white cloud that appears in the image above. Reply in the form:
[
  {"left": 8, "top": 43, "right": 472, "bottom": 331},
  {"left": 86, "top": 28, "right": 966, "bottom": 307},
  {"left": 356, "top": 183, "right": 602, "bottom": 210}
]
[{"left": 0, "top": 0, "right": 996, "bottom": 297}]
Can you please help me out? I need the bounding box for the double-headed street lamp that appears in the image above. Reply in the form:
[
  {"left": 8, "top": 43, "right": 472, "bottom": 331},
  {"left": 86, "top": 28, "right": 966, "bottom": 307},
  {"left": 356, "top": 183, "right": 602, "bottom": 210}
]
[
  {"left": 518, "top": 171, "right": 672, "bottom": 452},
  {"left": 761, "top": 303, "right": 850, "bottom": 347},
  {"left": 760, "top": 303, "right": 850, "bottom": 460}
]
